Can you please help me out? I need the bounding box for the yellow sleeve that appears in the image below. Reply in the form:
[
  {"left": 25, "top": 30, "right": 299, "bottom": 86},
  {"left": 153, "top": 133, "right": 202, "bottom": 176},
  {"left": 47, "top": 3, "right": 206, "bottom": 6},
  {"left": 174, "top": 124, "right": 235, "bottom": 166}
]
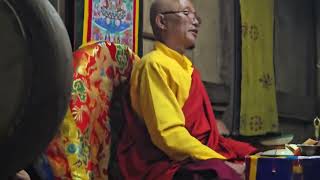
[{"left": 130, "top": 61, "right": 226, "bottom": 161}]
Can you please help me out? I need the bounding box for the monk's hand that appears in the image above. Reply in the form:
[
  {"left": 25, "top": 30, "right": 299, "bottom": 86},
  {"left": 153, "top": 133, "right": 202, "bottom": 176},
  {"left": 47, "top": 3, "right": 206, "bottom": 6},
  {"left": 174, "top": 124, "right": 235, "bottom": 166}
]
[
  {"left": 14, "top": 170, "right": 30, "bottom": 180},
  {"left": 224, "top": 161, "right": 245, "bottom": 175}
]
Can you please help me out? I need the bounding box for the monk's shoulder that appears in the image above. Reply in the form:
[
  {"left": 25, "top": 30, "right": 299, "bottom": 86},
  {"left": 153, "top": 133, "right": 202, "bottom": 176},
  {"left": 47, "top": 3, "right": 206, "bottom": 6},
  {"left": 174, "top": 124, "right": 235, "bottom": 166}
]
[{"left": 139, "top": 50, "right": 170, "bottom": 70}]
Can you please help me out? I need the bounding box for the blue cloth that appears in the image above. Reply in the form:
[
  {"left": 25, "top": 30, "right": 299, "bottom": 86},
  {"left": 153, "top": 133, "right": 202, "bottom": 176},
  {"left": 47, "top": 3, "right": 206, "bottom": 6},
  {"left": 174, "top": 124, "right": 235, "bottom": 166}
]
[
  {"left": 33, "top": 154, "right": 54, "bottom": 180},
  {"left": 246, "top": 156, "right": 320, "bottom": 180}
]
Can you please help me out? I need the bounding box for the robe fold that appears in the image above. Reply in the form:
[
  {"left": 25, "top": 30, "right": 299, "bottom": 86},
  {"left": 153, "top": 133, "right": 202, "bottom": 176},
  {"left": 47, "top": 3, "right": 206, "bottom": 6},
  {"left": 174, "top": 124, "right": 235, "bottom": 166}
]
[{"left": 117, "top": 69, "right": 257, "bottom": 180}]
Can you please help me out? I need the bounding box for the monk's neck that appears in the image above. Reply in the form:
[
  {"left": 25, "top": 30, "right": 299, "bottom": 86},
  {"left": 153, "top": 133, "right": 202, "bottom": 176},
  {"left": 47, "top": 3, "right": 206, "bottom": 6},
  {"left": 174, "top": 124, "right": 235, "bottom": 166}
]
[{"left": 159, "top": 40, "right": 185, "bottom": 55}]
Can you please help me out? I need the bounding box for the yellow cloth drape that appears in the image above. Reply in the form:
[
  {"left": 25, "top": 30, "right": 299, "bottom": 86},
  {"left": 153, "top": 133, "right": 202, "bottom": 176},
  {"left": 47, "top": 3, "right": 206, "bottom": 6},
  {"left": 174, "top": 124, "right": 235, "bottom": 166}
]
[{"left": 240, "top": 0, "right": 278, "bottom": 135}]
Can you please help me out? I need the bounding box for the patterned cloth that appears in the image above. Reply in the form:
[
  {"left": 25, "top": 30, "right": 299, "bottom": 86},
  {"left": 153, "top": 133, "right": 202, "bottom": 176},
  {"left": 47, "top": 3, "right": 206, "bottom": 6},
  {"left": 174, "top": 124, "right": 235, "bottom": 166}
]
[
  {"left": 44, "top": 41, "right": 139, "bottom": 179},
  {"left": 240, "top": 0, "right": 279, "bottom": 135},
  {"left": 246, "top": 155, "right": 320, "bottom": 180}
]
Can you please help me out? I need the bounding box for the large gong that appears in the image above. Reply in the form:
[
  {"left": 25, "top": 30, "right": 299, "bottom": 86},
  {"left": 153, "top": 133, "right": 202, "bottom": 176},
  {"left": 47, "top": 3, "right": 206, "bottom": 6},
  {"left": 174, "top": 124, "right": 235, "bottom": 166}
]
[{"left": 0, "top": 0, "right": 72, "bottom": 177}]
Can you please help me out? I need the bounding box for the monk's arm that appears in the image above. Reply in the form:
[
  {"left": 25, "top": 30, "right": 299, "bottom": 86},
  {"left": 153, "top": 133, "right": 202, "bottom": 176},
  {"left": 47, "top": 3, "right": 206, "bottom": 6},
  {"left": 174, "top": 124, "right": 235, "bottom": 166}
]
[{"left": 131, "top": 62, "right": 226, "bottom": 161}]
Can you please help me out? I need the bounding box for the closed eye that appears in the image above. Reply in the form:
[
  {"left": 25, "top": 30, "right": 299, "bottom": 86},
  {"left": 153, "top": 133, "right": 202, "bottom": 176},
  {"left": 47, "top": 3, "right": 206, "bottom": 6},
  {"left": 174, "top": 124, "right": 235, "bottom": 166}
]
[{"left": 181, "top": 10, "right": 190, "bottom": 16}]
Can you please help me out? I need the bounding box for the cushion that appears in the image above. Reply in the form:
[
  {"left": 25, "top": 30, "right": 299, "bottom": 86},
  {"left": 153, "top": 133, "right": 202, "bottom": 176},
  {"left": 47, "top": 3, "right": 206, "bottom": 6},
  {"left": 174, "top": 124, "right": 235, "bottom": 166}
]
[{"left": 44, "top": 41, "right": 139, "bottom": 179}]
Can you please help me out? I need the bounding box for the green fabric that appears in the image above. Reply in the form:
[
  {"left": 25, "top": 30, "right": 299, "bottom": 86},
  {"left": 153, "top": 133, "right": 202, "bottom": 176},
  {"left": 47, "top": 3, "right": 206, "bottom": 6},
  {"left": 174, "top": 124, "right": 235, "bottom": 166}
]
[{"left": 240, "top": 0, "right": 278, "bottom": 136}]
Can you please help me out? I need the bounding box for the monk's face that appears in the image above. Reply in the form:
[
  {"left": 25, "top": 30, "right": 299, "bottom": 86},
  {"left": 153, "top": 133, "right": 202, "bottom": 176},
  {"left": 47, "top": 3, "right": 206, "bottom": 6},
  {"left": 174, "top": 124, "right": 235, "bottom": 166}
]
[{"left": 162, "top": 0, "right": 201, "bottom": 49}]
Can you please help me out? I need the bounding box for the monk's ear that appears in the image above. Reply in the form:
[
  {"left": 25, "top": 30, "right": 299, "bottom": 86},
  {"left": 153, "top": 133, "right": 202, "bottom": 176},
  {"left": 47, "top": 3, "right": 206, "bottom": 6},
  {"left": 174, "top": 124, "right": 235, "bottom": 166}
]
[{"left": 155, "top": 14, "right": 167, "bottom": 30}]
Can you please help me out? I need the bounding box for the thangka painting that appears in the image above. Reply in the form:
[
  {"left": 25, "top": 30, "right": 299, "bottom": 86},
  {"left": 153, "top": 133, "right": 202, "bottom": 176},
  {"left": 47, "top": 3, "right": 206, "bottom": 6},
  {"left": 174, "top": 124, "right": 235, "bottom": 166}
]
[{"left": 82, "top": 0, "right": 141, "bottom": 53}]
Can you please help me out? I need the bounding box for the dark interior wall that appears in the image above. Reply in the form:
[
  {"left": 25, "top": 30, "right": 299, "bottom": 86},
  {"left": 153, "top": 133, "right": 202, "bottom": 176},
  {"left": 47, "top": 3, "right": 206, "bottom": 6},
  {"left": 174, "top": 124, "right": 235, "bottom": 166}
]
[
  {"left": 316, "top": 0, "right": 320, "bottom": 98},
  {"left": 218, "top": 0, "right": 239, "bottom": 135},
  {"left": 274, "top": 0, "right": 318, "bottom": 142},
  {"left": 49, "top": 0, "right": 75, "bottom": 49},
  {"left": 48, "top": 0, "right": 65, "bottom": 22},
  {"left": 215, "top": 0, "right": 319, "bottom": 138},
  {"left": 274, "top": 0, "right": 316, "bottom": 96}
]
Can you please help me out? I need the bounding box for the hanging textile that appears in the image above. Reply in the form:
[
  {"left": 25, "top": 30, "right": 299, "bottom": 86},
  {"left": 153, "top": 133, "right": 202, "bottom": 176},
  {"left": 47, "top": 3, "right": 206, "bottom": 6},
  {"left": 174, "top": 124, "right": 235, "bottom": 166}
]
[
  {"left": 82, "top": 0, "right": 141, "bottom": 53},
  {"left": 240, "top": 0, "right": 278, "bottom": 135}
]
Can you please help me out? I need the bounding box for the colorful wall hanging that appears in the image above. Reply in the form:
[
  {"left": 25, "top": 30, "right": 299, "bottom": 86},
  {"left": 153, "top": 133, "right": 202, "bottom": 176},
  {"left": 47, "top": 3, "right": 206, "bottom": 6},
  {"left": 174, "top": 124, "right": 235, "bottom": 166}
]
[{"left": 82, "top": 0, "right": 141, "bottom": 54}]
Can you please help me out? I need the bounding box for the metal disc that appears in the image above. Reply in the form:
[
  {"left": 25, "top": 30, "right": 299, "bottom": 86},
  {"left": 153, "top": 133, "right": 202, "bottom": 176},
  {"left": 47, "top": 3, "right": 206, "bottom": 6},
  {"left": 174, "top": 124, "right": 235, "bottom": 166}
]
[{"left": 0, "top": 0, "right": 73, "bottom": 177}]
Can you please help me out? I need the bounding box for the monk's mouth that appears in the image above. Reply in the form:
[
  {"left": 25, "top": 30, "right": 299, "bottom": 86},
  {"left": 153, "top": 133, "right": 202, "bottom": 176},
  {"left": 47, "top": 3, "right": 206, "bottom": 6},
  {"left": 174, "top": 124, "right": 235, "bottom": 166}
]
[{"left": 189, "top": 29, "right": 198, "bottom": 36}]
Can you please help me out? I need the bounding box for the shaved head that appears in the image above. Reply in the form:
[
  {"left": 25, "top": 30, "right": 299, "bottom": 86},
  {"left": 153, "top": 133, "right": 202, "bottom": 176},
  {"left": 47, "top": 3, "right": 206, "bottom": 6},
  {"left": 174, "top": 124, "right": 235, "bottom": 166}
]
[
  {"left": 150, "top": 0, "right": 180, "bottom": 39},
  {"left": 149, "top": 0, "right": 199, "bottom": 54}
]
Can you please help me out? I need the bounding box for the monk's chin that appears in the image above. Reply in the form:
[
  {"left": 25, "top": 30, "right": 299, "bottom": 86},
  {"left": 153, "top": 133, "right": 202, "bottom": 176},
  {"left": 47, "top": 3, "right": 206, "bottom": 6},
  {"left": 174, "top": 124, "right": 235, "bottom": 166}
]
[{"left": 186, "top": 45, "right": 195, "bottom": 50}]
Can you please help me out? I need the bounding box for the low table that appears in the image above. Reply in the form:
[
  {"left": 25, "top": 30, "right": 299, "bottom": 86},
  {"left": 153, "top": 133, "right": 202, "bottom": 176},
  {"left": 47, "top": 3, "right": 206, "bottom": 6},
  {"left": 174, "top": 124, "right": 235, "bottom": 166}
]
[{"left": 245, "top": 155, "right": 320, "bottom": 180}]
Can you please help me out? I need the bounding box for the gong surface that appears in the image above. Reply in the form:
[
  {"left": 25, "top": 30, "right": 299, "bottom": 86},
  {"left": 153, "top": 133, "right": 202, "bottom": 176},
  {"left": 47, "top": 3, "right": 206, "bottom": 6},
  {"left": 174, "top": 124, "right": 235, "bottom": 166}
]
[
  {"left": 0, "top": 0, "right": 72, "bottom": 177},
  {"left": 0, "top": 0, "right": 28, "bottom": 142}
]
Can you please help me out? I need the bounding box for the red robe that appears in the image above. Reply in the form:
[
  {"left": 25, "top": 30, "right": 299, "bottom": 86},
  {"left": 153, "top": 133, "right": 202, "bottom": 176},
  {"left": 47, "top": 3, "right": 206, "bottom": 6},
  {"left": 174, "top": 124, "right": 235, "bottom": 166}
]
[{"left": 116, "top": 69, "right": 257, "bottom": 180}]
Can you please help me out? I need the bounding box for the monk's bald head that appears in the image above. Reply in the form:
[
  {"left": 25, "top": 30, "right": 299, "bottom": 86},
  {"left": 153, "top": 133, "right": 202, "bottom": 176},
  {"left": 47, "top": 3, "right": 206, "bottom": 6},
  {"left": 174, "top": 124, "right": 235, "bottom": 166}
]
[
  {"left": 149, "top": 0, "right": 181, "bottom": 39},
  {"left": 149, "top": 0, "right": 199, "bottom": 53}
]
